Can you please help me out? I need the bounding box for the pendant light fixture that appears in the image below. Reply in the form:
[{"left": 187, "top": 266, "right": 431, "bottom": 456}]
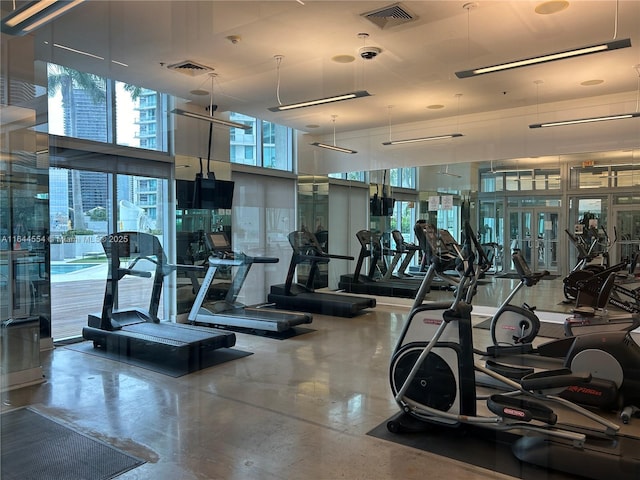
[
  {"left": 530, "top": 64, "right": 640, "bottom": 128},
  {"left": 311, "top": 115, "right": 357, "bottom": 154},
  {"left": 268, "top": 54, "right": 370, "bottom": 112},
  {"left": 382, "top": 99, "right": 464, "bottom": 146},
  {"left": 172, "top": 73, "right": 251, "bottom": 130},
  {"left": 529, "top": 111, "right": 640, "bottom": 128},
  {"left": 456, "top": 38, "right": 631, "bottom": 78},
  {"left": 438, "top": 165, "right": 462, "bottom": 178},
  {"left": 382, "top": 133, "right": 464, "bottom": 146},
  {"left": 455, "top": 1, "right": 631, "bottom": 78},
  {"left": 1, "top": 0, "right": 86, "bottom": 36}
]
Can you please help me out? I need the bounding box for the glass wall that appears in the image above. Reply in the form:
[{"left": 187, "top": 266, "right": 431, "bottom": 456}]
[{"left": 1, "top": 149, "right": 51, "bottom": 339}]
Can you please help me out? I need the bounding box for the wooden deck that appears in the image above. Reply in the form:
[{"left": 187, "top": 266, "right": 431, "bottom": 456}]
[{"left": 50, "top": 276, "right": 167, "bottom": 340}]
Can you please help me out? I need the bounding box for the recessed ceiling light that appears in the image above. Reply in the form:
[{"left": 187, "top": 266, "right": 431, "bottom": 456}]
[
  {"left": 535, "top": 1, "right": 569, "bottom": 15},
  {"left": 580, "top": 79, "right": 604, "bottom": 86},
  {"left": 305, "top": 124, "right": 320, "bottom": 129},
  {"left": 427, "top": 104, "right": 445, "bottom": 109},
  {"left": 332, "top": 54, "right": 356, "bottom": 64},
  {"left": 190, "top": 89, "right": 209, "bottom": 96}
]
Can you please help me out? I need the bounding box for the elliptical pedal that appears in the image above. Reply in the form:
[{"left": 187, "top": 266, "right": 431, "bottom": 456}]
[
  {"left": 485, "top": 359, "right": 534, "bottom": 380},
  {"left": 487, "top": 394, "right": 557, "bottom": 425}
]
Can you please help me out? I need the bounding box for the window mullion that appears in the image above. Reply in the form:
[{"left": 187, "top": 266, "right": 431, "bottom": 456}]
[
  {"left": 256, "top": 119, "right": 263, "bottom": 167},
  {"left": 107, "top": 79, "right": 116, "bottom": 144}
]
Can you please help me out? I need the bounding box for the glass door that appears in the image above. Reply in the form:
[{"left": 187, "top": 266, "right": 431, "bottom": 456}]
[
  {"left": 478, "top": 199, "right": 504, "bottom": 273},
  {"left": 508, "top": 208, "right": 559, "bottom": 274},
  {"left": 612, "top": 207, "right": 640, "bottom": 266}
]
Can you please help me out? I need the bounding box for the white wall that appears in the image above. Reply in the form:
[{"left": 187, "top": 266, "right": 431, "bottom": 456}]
[
  {"left": 231, "top": 170, "right": 297, "bottom": 305},
  {"left": 327, "top": 182, "right": 369, "bottom": 289}
]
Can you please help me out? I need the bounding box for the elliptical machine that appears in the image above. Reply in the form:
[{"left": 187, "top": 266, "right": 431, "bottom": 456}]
[{"left": 387, "top": 222, "right": 640, "bottom": 480}]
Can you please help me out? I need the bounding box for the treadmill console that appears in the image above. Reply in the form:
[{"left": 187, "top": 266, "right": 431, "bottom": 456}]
[{"left": 205, "top": 231, "right": 233, "bottom": 258}]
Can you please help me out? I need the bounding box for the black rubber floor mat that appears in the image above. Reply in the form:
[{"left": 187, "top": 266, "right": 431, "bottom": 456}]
[
  {"left": 1, "top": 408, "right": 144, "bottom": 480},
  {"left": 65, "top": 341, "right": 252, "bottom": 377},
  {"left": 202, "top": 325, "right": 316, "bottom": 340},
  {"left": 367, "top": 414, "right": 581, "bottom": 480}
]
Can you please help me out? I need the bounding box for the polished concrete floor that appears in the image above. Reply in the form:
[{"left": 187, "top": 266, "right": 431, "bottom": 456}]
[{"left": 1, "top": 276, "right": 637, "bottom": 480}]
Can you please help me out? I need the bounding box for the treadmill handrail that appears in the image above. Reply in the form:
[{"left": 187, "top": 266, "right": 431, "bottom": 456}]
[
  {"left": 117, "top": 267, "right": 152, "bottom": 278},
  {"left": 207, "top": 257, "right": 245, "bottom": 267},
  {"left": 207, "top": 255, "right": 279, "bottom": 267},
  {"left": 252, "top": 256, "right": 279, "bottom": 264},
  {"left": 322, "top": 252, "right": 354, "bottom": 261}
]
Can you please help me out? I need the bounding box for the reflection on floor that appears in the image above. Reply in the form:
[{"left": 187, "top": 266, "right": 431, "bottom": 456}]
[{"left": 3, "top": 275, "right": 638, "bottom": 480}]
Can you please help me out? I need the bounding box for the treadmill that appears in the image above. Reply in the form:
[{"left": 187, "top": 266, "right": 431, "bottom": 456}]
[
  {"left": 384, "top": 229, "right": 421, "bottom": 280},
  {"left": 338, "top": 230, "right": 424, "bottom": 298},
  {"left": 268, "top": 230, "right": 376, "bottom": 317},
  {"left": 188, "top": 232, "right": 312, "bottom": 333},
  {"left": 83, "top": 232, "right": 236, "bottom": 372}
]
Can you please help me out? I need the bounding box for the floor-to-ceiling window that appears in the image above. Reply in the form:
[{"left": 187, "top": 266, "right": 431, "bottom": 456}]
[
  {"left": 48, "top": 153, "right": 170, "bottom": 341},
  {"left": 45, "top": 62, "right": 173, "bottom": 341}
]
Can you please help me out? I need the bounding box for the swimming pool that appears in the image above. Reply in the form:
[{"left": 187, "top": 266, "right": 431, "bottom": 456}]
[{"left": 50, "top": 264, "right": 99, "bottom": 275}]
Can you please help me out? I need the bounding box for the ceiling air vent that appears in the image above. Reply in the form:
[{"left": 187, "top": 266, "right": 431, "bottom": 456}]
[
  {"left": 166, "top": 60, "right": 214, "bottom": 77},
  {"left": 361, "top": 3, "right": 417, "bottom": 29}
]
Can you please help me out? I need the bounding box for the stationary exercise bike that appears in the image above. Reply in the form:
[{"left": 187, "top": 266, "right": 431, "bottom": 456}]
[
  {"left": 387, "top": 223, "right": 640, "bottom": 480},
  {"left": 487, "top": 249, "right": 546, "bottom": 347},
  {"left": 483, "top": 249, "right": 640, "bottom": 417}
]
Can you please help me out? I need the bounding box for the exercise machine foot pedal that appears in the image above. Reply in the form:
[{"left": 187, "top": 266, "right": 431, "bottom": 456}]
[
  {"left": 487, "top": 394, "right": 557, "bottom": 424},
  {"left": 521, "top": 368, "right": 591, "bottom": 391},
  {"left": 486, "top": 343, "right": 535, "bottom": 357},
  {"left": 559, "top": 377, "right": 619, "bottom": 409},
  {"left": 485, "top": 359, "right": 534, "bottom": 380}
]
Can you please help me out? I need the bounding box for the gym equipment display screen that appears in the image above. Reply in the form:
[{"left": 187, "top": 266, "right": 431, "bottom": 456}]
[{"left": 207, "top": 232, "right": 230, "bottom": 251}]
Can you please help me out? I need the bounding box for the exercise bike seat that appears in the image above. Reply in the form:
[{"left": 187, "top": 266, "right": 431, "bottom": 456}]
[{"left": 512, "top": 250, "right": 549, "bottom": 286}]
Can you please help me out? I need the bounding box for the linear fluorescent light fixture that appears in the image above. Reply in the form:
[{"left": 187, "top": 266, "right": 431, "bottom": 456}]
[
  {"left": 1, "top": 0, "right": 86, "bottom": 36},
  {"left": 382, "top": 133, "right": 463, "bottom": 146},
  {"left": 529, "top": 112, "right": 640, "bottom": 128},
  {"left": 171, "top": 108, "right": 251, "bottom": 130},
  {"left": 268, "top": 90, "right": 370, "bottom": 112},
  {"left": 310, "top": 142, "right": 357, "bottom": 154},
  {"left": 455, "top": 38, "right": 631, "bottom": 78}
]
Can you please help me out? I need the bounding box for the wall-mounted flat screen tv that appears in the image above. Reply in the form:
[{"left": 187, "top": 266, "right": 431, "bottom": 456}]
[
  {"left": 177, "top": 178, "right": 235, "bottom": 210},
  {"left": 210, "top": 179, "right": 235, "bottom": 209},
  {"left": 176, "top": 179, "right": 195, "bottom": 209}
]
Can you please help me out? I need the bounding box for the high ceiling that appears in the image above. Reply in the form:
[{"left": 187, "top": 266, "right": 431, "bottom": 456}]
[{"left": 3, "top": 0, "right": 640, "bottom": 171}]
